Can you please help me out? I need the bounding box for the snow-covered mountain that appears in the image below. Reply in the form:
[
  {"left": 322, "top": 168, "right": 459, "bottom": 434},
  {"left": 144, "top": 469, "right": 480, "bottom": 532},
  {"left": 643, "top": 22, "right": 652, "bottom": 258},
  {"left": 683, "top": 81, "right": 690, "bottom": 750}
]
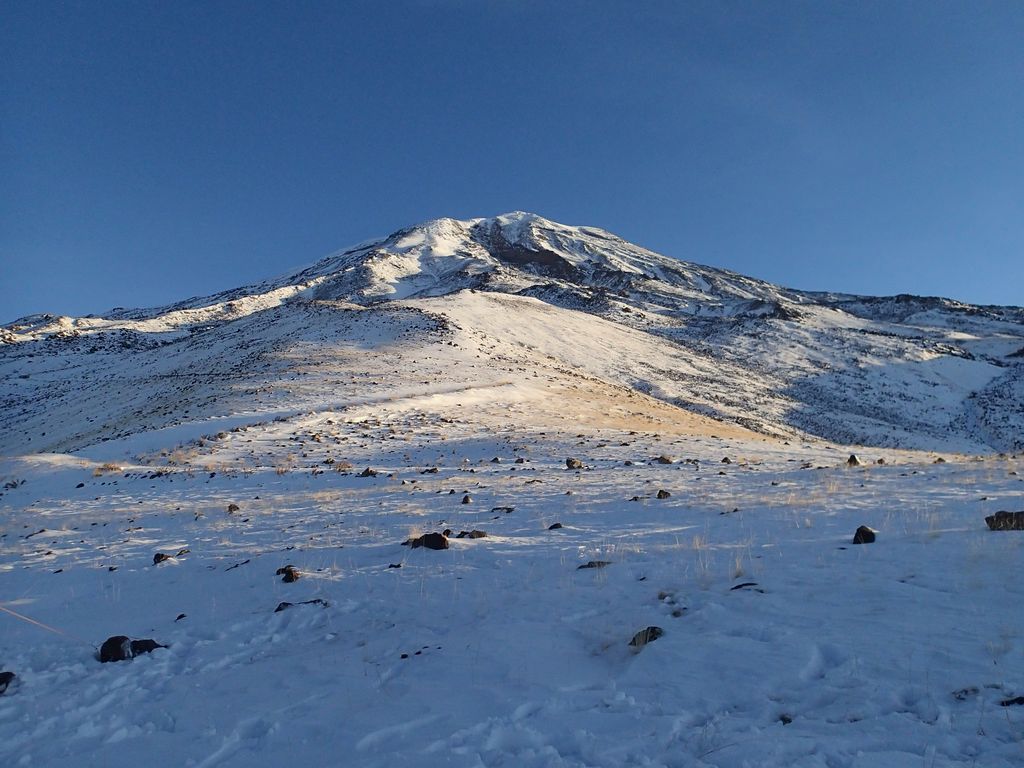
[{"left": 3, "top": 211, "right": 1023, "bottom": 455}]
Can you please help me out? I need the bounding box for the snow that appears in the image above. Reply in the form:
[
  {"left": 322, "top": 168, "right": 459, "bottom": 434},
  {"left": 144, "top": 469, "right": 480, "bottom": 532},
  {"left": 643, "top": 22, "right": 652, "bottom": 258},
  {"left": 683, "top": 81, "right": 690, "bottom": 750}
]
[{"left": 2, "top": 404, "right": 1023, "bottom": 767}]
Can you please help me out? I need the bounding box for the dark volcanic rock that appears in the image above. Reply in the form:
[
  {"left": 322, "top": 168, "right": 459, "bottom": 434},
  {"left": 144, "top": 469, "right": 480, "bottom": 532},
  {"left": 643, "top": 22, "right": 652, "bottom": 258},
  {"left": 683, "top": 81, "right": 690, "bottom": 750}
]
[
  {"left": 628, "top": 626, "right": 664, "bottom": 648},
  {"left": 274, "top": 599, "right": 327, "bottom": 613},
  {"left": 99, "top": 635, "right": 166, "bottom": 663},
  {"left": 548, "top": 522, "right": 563, "bottom": 530},
  {"left": 404, "top": 532, "right": 449, "bottom": 550},
  {"left": 852, "top": 526, "right": 876, "bottom": 544},
  {"left": 0, "top": 671, "right": 14, "bottom": 695},
  {"left": 986, "top": 511, "right": 1024, "bottom": 531}
]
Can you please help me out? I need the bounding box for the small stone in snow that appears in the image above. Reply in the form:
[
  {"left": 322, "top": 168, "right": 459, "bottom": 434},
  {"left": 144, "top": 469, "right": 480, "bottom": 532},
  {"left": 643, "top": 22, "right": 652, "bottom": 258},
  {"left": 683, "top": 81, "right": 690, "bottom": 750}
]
[
  {"left": 628, "top": 626, "right": 664, "bottom": 648},
  {"left": 852, "top": 526, "right": 876, "bottom": 544}
]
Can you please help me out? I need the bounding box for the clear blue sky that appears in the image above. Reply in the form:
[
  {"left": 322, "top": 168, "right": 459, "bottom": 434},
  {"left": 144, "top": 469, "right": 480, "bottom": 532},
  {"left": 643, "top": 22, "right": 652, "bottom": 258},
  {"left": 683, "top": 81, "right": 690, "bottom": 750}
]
[{"left": 3, "top": 0, "right": 1023, "bottom": 320}]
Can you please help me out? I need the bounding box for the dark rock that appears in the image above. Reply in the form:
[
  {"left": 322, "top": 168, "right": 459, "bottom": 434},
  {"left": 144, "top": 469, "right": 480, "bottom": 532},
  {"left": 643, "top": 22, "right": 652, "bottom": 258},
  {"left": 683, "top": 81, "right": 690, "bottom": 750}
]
[
  {"left": 175, "top": 613, "right": 186, "bottom": 622},
  {"left": 656, "top": 489, "right": 671, "bottom": 499},
  {"left": 404, "top": 532, "right": 449, "bottom": 550},
  {"left": 461, "top": 494, "right": 472, "bottom": 504},
  {"left": 779, "top": 714, "right": 793, "bottom": 725},
  {"left": 730, "top": 582, "right": 762, "bottom": 591},
  {"left": 654, "top": 455, "right": 674, "bottom": 464},
  {"left": 0, "top": 671, "right": 14, "bottom": 695},
  {"left": 274, "top": 598, "right": 327, "bottom": 613},
  {"left": 152, "top": 548, "right": 189, "bottom": 565},
  {"left": 276, "top": 565, "right": 301, "bottom": 582},
  {"left": 491, "top": 506, "right": 515, "bottom": 514},
  {"left": 99, "top": 635, "right": 166, "bottom": 663},
  {"left": 420, "top": 467, "right": 439, "bottom": 474},
  {"left": 76, "top": 482, "right": 85, "bottom": 488},
  {"left": 628, "top": 626, "right": 664, "bottom": 648},
  {"left": 577, "top": 560, "right": 611, "bottom": 570},
  {"left": 934, "top": 457, "right": 946, "bottom": 464},
  {"left": 455, "top": 530, "right": 487, "bottom": 539},
  {"left": 566, "top": 457, "right": 583, "bottom": 469},
  {"left": 514, "top": 457, "right": 526, "bottom": 464},
  {"left": 491, "top": 457, "right": 501, "bottom": 463},
  {"left": 358, "top": 467, "right": 379, "bottom": 477},
  {"left": 226, "top": 503, "right": 240, "bottom": 513},
  {"left": 985, "top": 511, "right": 1024, "bottom": 531},
  {"left": 852, "top": 526, "right": 876, "bottom": 544},
  {"left": 388, "top": 563, "right": 402, "bottom": 569},
  {"left": 442, "top": 528, "right": 453, "bottom": 537},
  {"left": 548, "top": 522, "right": 563, "bottom": 530},
  {"left": 1000, "top": 696, "right": 1024, "bottom": 707},
  {"left": 721, "top": 457, "right": 732, "bottom": 464},
  {"left": 847, "top": 454, "right": 863, "bottom": 467}
]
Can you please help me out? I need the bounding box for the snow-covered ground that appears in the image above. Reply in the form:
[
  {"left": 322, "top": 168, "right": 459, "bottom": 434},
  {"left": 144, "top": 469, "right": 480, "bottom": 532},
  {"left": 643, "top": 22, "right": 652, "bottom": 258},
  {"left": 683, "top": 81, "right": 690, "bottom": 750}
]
[
  {"left": 2, "top": 384, "right": 1023, "bottom": 767},
  {"left": 2, "top": 213, "right": 1023, "bottom": 766}
]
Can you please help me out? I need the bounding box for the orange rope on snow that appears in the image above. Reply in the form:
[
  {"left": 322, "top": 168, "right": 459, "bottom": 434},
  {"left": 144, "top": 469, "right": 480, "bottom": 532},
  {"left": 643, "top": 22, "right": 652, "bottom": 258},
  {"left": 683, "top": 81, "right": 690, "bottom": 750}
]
[{"left": 0, "top": 603, "right": 97, "bottom": 649}]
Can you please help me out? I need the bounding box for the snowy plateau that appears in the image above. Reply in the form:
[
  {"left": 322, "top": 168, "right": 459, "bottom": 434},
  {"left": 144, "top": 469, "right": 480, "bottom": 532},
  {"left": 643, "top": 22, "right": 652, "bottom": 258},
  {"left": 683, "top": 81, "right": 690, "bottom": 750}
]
[{"left": 1, "top": 211, "right": 1023, "bottom": 767}]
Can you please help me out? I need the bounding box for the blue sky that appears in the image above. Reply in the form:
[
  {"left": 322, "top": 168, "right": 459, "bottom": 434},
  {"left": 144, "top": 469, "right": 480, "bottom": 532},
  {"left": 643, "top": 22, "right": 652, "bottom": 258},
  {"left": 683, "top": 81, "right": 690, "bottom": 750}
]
[{"left": 3, "top": 1, "right": 1022, "bottom": 320}]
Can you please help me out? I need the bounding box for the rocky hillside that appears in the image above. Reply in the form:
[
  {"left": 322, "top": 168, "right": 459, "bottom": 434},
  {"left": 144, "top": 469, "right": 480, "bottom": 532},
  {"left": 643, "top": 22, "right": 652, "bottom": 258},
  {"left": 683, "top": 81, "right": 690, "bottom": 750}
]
[{"left": 3, "top": 212, "right": 1023, "bottom": 454}]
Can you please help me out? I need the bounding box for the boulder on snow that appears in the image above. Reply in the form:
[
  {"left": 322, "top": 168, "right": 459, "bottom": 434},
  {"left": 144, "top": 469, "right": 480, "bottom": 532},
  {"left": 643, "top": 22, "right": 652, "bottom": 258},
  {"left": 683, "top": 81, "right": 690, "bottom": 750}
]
[
  {"left": 461, "top": 494, "right": 472, "bottom": 504},
  {"left": 566, "top": 457, "right": 584, "bottom": 470},
  {"left": 226, "top": 503, "right": 240, "bottom": 513},
  {"left": 654, "top": 455, "right": 675, "bottom": 465},
  {"left": 852, "top": 526, "right": 876, "bottom": 544},
  {"left": 656, "top": 489, "right": 671, "bottom": 499},
  {"left": 357, "top": 467, "right": 379, "bottom": 477},
  {"left": 548, "top": 522, "right": 563, "bottom": 530},
  {"left": 628, "top": 626, "right": 664, "bottom": 648},
  {"left": 0, "top": 671, "right": 15, "bottom": 695},
  {"left": 985, "top": 511, "right": 1024, "bottom": 531},
  {"left": 847, "top": 454, "right": 864, "bottom": 467},
  {"left": 577, "top": 560, "right": 611, "bottom": 570},
  {"left": 455, "top": 530, "right": 487, "bottom": 539},
  {"left": 98, "top": 635, "right": 166, "bottom": 663},
  {"left": 403, "top": 532, "right": 449, "bottom": 550},
  {"left": 276, "top": 565, "right": 301, "bottom": 582}
]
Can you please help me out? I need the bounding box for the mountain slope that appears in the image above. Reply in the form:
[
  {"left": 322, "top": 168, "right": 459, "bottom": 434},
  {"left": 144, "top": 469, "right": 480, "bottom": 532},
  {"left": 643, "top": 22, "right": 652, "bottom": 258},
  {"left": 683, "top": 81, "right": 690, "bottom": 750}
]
[{"left": 2, "top": 212, "right": 1023, "bottom": 454}]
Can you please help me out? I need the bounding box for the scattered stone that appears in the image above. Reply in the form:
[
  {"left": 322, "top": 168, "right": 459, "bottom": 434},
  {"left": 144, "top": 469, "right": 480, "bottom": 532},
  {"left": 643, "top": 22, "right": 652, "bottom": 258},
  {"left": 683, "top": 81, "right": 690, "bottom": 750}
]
[
  {"left": 76, "top": 482, "right": 85, "bottom": 488},
  {"left": 566, "top": 457, "right": 583, "bottom": 470},
  {"left": 491, "top": 506, "right": 515, "bottom": 514},
  {"left": 852, "top": 526, "right": 876, "bottom": 544},
  {"left": 514, "top": 457, "right": 526, "bottom": 464},
  {"left": 274, "top": 599, "right": 327, "bottom": 613},
  {"left": 730, "top": 582, "right": 763, "bottom": 592},
  {"left": 491, "top": 457, "right": 501, "bottom": 463},
  {"left": 577, "top": 560, "right": 611, "bottom": 570},
  {"left": 656, "top": 489, "right": 671, "bottom": 499},
  {"left": 721, "top": 457, "right": 732, "bottom": 464},
  {"left": 461, "top": 494, "right": 472, "bottom": 504},
  {"left": 420, "top": 467, "right": 439, "bottom": 474},
  {"left": 876, "top": 458, "right": 886, "bottom": 465},
  {"left": 0, "top": 671, "right": 14, "bottom": 695},
  {"left": 442, "top": 528, "right": 453, "bottom": 537},
  {"left": 985, "top": 511, "right": 1024, "bottom": 531},
  {"left": 1000, "top": 696, "right": 1024, "bottom": 707},
  {"left": 455, "top": 530, "right": 487, "bottom": 539},
  {"left": 358, "top": 467, "right": 379, "bottom": 477},
  {"left": 847, "top": 454, "right": 863, "bottom": 467},
  {"left": 628, "top": 626, "right": 664, "bottom": 648},
  {"left": 654, "top": 455, "right": 674, "bottom": 465},
  {"left": 98, "top": 635, "right": 166, "bottom": 663},
  {"left": 779, "top": 714, "right": 793, "bottom": 725},
  {"left": 403, "top": 532, "right": 449, "bottom": 550},
  {"left": 153, "top": 548, "right": 190, "bottom": 565},
  {"left": 276, "top": 565, "right": 301, "bottom": 582},
  {"left": 226, "top": 503, "right": 240, "bottom": 513},
  {"left": 388, "top": 563, "right": 402, "bottom": 569},
  {"left": 548, "top": 522, "right": 563, "bottom": 530},
  {"left": 934, "top": 457, "right": 947, "bottom": 464}
]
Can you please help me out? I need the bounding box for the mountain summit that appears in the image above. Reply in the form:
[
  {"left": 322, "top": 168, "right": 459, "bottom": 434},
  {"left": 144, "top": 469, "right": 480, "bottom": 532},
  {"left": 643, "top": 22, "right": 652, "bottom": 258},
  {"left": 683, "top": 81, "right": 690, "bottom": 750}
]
[{"left": 2, "top": 212, "right": 1023, "bottom": 454}]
